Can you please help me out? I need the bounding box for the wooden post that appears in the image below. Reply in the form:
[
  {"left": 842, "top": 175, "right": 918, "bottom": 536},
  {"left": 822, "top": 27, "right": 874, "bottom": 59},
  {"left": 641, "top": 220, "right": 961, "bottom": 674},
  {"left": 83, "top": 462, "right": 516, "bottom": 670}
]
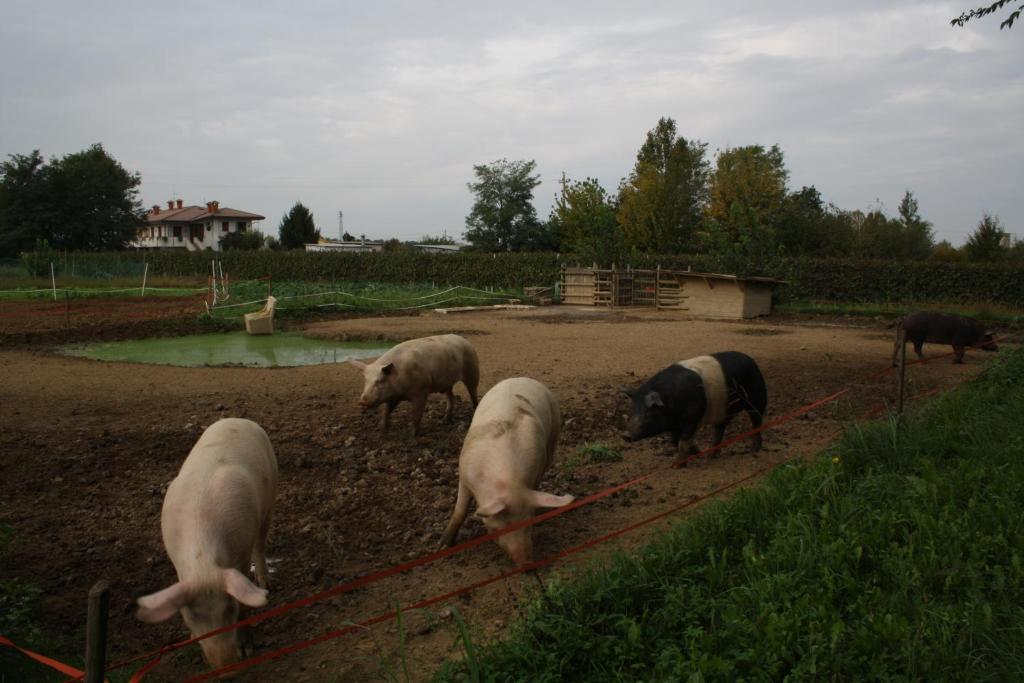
[
  {"left": 85, "top": 580, "right": 110, "bottom": 683},
  {"left": 896, "top": 335, "right": 907, "bottom": 416},
  {"left": 50, "top": 262, "right": 57, "bottom": 301},
  {"left": 141, "top": 262, "right": 149, "bottom": 297},
  {"left": 655, "top": 265, "right": 660, "bottom": 309}
]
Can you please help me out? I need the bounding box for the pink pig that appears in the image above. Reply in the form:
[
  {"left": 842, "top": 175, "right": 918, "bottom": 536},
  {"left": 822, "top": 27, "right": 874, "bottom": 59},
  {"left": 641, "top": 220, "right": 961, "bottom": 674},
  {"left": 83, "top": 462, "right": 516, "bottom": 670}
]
[
  {"left": 439, "top": 377, "right": 575, "bottom": 566},
  {"left": 347, "top": 334, "right": 479, "bottom": 435},
  {"left": 136, "top": 418, "right": 277, "bottom": 670}
]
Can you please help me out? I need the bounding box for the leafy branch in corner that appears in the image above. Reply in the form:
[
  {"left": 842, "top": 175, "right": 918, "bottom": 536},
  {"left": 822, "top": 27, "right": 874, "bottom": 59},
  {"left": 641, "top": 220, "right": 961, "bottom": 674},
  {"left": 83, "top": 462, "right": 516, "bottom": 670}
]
[{"left": 951, "top": 1, "right": 1023, "bottom": 29}]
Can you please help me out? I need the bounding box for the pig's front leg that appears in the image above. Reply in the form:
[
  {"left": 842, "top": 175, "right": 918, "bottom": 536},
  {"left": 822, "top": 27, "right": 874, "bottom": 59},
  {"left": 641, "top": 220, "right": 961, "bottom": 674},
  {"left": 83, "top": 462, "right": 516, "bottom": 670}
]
[
  {"left": 410, "top": 395, "right": 427, "bottom": 436},
  {"left": 671, "top": 428, "right": 699, "bottom": 467},
  {"left": 380, "top": 402, "right": 396, "bottom": 433}
]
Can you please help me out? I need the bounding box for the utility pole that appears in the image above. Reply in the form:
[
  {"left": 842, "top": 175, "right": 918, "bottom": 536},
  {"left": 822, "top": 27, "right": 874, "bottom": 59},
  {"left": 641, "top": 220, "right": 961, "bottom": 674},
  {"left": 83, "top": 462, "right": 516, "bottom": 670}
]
[{"left": 338, "top": 210, "right": 344, "bottom": 240}]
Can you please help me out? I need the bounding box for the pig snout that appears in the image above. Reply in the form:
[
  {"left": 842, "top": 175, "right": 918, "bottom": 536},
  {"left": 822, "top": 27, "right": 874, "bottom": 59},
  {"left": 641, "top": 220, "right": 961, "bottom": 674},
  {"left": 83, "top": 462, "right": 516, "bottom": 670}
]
[
  {"left": 357, "top": 388, "right": 381, "bottom": 409},
  {"left": 197, "top": 631, "right": 241, "bottom": 671},
  {"left": 497, "top": 529, "right": 534, "bottom": 567}
]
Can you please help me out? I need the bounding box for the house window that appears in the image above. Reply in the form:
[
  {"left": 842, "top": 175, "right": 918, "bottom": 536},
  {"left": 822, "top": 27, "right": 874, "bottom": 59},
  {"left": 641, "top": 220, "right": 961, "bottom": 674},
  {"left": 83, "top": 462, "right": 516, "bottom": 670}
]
[
  {"left": 222, "top": 221, "right": 230, "bottom": 232},
  {"left": 173, "top": 226, "right": 182, "bottom": 239},
  {"left": 237, "top": 221, "right": 247, "bottom": 232}
]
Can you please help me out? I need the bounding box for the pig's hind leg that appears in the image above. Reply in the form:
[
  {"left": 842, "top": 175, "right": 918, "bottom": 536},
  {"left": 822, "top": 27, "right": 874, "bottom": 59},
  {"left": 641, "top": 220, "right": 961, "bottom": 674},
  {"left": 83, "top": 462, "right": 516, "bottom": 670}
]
[
  {"left": 439, "top": 482, "right": 471, "bottom": 548},
  {"left": 443, "top": 389, "right": 456, "bottom": 423},
  {"left": 252, "top": 514, "right": 272, "bottom": 589}
]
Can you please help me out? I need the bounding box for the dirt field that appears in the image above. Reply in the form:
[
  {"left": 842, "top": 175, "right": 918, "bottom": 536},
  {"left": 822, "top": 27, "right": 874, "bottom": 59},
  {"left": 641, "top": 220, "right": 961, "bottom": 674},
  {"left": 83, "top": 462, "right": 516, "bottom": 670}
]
[{"left": 0, "top": 299, "right": 996, "bottom": 681}]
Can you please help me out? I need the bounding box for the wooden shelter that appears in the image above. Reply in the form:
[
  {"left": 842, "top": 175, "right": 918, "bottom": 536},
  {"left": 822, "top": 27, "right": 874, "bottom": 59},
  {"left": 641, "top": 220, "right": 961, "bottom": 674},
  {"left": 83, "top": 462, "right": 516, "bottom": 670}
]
[{"left": 559, "top": 265, "right": 781, "bottom": 319}]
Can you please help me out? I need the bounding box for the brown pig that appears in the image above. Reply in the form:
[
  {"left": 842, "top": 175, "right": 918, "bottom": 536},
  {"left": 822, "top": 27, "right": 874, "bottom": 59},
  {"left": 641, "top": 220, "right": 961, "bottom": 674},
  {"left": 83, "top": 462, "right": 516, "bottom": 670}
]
[
  {"left": 347, "top": 334, "right": 480, "bottom": 435},
  {"left": 136, "top": 418, "right": 277, "bottom": 670},
  {"left": 439, "top": 377, "right": 574, "bottom": 566}
]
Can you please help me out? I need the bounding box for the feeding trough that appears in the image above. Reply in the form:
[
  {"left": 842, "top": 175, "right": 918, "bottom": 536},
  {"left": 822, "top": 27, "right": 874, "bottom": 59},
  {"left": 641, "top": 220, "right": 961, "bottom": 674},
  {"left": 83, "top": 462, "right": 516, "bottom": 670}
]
[{"left": 244, "top": 296, "right": 277, "bottom": 335}]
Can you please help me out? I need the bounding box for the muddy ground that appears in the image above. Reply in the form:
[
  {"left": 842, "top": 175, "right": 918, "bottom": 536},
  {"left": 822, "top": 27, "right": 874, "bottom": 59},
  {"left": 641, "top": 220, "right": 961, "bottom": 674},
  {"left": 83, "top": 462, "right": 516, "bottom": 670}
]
[{"left": 0, "top": 298, "right": 997, "bottom": 681}]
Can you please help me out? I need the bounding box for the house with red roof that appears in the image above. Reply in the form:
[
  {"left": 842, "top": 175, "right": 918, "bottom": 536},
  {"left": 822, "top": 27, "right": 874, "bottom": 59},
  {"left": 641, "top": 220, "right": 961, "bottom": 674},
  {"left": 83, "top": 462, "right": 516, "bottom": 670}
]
[{"left": 135, "top": 199, "right": 265, "bottom": 251}]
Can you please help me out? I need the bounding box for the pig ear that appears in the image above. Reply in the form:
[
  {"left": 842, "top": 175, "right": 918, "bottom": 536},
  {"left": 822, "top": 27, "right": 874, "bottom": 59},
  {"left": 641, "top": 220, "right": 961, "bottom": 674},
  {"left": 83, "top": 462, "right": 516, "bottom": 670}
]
[
  {"left": 380, "top": 362, "right": 395, "bottom": 376},
  {"left": 474, "top": 501, "right": 506, "bottom": 519},
  {"left": 136, "top": 582, "right": 188, "bottom": 623},
  {"left": 529, "top": 491, "right": 575, "bottom": 509},
  {"left": 222, "top": 568, "right": 268, "bottom": 608},
  {"left": 619, "top": 385, "right": 635, "bottom": 398},
  {"left": 345, "top": 357, "right": 367, "bottom": 370},
  {"left": 644, "top": 391, "right": 664, "bottom": 408}
]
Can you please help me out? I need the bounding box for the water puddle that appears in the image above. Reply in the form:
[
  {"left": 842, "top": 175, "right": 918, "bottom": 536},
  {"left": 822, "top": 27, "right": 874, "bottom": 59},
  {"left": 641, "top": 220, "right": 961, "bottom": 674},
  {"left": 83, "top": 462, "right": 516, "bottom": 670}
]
[{"left": 61, "top": 331, "right": 392, "bottom": 368}]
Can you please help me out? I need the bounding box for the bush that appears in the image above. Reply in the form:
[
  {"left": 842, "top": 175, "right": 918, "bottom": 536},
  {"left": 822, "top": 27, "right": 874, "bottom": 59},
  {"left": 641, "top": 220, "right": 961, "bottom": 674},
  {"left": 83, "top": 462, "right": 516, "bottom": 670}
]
[{"left": 30, "top": 251, "right": 1024, "bottom": 308}]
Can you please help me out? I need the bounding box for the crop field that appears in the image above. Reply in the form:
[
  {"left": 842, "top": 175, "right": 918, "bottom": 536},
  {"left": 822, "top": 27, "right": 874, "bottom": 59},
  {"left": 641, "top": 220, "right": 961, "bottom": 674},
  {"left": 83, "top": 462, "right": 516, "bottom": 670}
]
[{"left": 0, "top": 296, "right": 1009, "bottom": 681}]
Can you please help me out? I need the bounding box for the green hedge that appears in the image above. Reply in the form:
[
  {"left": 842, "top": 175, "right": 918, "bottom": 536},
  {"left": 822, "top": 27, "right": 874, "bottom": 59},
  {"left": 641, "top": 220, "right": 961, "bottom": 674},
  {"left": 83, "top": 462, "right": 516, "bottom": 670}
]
[{"left": 38, "top": 251, "right": 1024, "bottom": 307}]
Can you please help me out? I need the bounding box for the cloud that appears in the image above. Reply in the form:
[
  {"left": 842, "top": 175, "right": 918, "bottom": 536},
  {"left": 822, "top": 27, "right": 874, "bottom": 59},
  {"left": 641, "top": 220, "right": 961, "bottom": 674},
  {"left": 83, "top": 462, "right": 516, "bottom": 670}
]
[{"left": 1, "top": 1, "right": 1020, "bottom": 242}]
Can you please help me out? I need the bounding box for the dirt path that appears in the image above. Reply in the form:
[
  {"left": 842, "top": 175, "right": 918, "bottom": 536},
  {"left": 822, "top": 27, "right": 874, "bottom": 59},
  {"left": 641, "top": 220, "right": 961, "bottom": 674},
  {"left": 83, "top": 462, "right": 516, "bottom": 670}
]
[{"left": 0, "top": 304, "right": 993, "bottom": 681}]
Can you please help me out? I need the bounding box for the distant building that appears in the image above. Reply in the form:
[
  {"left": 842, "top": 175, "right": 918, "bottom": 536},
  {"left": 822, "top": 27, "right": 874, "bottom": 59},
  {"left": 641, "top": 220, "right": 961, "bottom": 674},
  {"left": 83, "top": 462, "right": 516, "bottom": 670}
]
[
  {"left": 305, "top": 239, "right": 464, "bottom": 254},
  {"left": 135, "top": 199, "right": 265, "bottom": 251},
  {"left": 305, "top": 238, "right": 385, "bottom": 253},
  {"left": 411, "top": 243, "right": 461, "bottom": 254}
]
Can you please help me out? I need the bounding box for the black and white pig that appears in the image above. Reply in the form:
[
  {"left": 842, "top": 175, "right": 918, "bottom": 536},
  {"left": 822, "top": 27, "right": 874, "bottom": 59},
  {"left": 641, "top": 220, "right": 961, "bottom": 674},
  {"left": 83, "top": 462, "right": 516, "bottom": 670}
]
[{"left": 621, "top": 351, "right": 767, "bottom": 464}]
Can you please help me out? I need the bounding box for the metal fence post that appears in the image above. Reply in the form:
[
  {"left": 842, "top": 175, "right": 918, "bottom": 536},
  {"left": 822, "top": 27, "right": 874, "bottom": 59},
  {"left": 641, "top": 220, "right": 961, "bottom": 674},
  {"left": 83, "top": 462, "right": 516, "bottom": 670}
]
[{"left": 896, "top": 335, "right": 907, "bottom": 416}]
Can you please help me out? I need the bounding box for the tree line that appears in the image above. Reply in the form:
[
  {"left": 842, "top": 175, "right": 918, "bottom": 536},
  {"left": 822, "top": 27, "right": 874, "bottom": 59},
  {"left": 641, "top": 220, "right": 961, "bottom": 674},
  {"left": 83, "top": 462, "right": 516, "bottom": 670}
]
[
  {"left": 460, "top": 117, "right": 1022, "bottom": 273},
  {"left": 2, "top": 128, "right": 1018, "bottom": 270}
]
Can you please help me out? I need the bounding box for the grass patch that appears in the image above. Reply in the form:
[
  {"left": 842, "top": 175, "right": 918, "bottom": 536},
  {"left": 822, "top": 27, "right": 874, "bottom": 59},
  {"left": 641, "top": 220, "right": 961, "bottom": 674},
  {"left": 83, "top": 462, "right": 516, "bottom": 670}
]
[
  {"left": 0, "top": 524, "right": 81, "bottom": 681},
  {"left": 436, "top": 349, "right": 1024, "bottom": 681},
  {"left": 561, "top": 443, "right": 624, "bottom": 470},
  {"left": 778, "top": 300, "right": 1024, "bottom": 327}
]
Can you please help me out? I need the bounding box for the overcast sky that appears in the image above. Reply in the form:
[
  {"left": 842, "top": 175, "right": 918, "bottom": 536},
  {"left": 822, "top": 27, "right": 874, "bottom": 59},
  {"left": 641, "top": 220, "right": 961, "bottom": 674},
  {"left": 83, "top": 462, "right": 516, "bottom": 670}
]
[{"left": 1, "top": 1, "right": 1020, "bottom": 245}]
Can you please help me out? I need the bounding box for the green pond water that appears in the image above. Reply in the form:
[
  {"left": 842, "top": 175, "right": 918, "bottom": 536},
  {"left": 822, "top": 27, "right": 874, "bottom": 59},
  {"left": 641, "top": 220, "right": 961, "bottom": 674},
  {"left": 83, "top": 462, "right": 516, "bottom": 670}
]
[{"left": 62, "top": 332, "right": 392, "bottom": 367}]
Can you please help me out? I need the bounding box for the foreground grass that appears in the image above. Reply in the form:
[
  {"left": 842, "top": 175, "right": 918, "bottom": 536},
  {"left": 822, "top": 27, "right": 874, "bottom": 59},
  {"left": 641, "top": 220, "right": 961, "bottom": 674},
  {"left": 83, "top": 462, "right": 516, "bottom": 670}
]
[
  {"left": 437, "top": 349, "right": 1024, "bottom": 681},
  {"left": 777, "top": 299, "right": 1024, "bottom": 327}
]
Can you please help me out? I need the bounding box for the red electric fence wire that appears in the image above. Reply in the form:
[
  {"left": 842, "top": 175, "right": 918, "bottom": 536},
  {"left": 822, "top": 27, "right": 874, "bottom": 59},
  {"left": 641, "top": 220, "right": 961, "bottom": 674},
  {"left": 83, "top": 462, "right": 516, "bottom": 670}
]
[
  {"left": 186, "top": 366, "right": 993, "bottom": 682},
  {"left": 59, "top": 332, "right": 1014, "bottom": 681},
  {"left": 119, "top": 387, "right": 856, "bottom": 679},
  {"left": 0, "top": 634, "right": 85, "bottom": 679}
]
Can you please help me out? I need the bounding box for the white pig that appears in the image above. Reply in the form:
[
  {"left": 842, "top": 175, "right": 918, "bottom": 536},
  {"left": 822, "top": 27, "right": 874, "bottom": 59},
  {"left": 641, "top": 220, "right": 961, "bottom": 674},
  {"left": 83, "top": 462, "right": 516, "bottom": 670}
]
[
  {"left": 347, "top": 334, "right": 480, "bottom": 435},
  {"left": 136, "top": 418, "right": 277, "bottom": 670},
  {"left": 439, "top": 377, "right": 574, "bottom": 566}
]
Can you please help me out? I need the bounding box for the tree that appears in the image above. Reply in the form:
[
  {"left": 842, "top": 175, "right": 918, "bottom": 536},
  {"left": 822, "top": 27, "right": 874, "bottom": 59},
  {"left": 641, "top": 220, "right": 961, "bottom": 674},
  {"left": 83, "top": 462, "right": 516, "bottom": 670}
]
[
  {"left": 382, "top": 238, "right": 408, "bottom": 252},
  {"left": 706, "top": 144, "right": 789, "bottom": 240},
  {"left": 549, "top": 175, "right": 623, "bottom": 264},
  {"left": 964, "top": 213, "right": 1008, "bottom": 262},
  {"left": 932, "top": 239, "right": 967, "bottom": 263},
  {"left": 0, "top": 151, "right": 49, "bottom": 256},
  {"left": 852, "top": 193, "right": 934, "bottom": 260},
  {"left": 464, "top": 159, "right": 545, "bottom": 251},
  {"left": 278, "top": 202, "right": 320, "bottom": 249},
  {"left": 895, "top": 190, "right": 935, "bottom": 260},
  {"left": 774, "top": 186, "right": 856, "bottom": 257},
  {"left": 701, "top": 144, "right": 789, "bottom": 273},
  {"left": 219, "top": 229, "right": 266, "bottom": 250},
  {"left": 0, "top": 144, "right": 143, "bottom": 255},
  {"left": 419, "top": 232, "right": 456, "bottom": 245},
  {"left": 951, "top": 1, "right": 1022, "bottom": 29},
  {"left": 617, "top": 117, "right": 709, "bottom": 253}
]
